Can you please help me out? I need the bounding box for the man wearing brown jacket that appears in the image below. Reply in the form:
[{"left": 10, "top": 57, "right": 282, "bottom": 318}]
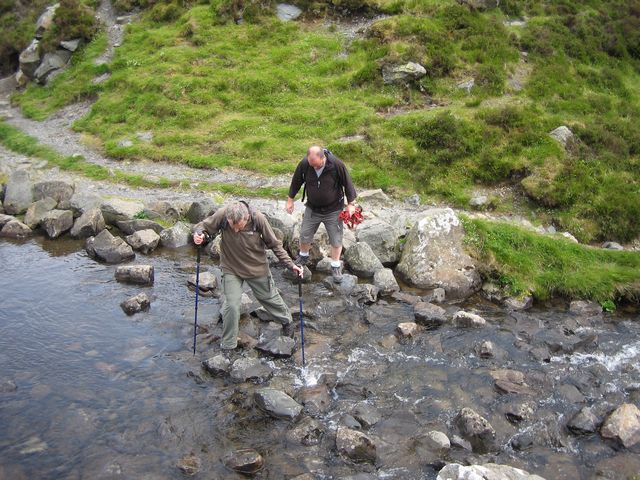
[{"left": 193, "top": 201, "right": 303, "bottom": 350}]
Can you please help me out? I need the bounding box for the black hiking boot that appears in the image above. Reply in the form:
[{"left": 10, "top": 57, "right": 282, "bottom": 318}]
[
  {"left": 331, "top": 264, "right": 343, "bottom": 283},
  {"left": 282, "top": 321, "right": 296, "bottom": 338}
]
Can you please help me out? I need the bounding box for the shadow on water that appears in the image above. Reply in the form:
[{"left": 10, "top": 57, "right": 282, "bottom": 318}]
[{"left": 0, "top": 237, "right": 639, "bottom": 479}]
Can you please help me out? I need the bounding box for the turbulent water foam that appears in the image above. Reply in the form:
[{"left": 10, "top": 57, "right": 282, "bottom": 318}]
[{"left": 552, "top": 340, "right": 640, "bottom": 372}]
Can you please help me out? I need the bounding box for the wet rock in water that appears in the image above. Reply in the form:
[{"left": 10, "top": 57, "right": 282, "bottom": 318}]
[
  {"left": 413, "top": 301, "right": 447, "bottom": 328},
  {"left": 254, "top": 388, "right": 303, "bottom": 420},
  {"left": 421, "top": 430, "right": 451, "bottom": 451},
  {"left": 0, "top": 379, "right": 18, "bottom": 393},
  {"left": 116, "top": 218, "right": 164, "bottom": 235},
  {"left": 373, "top": 268, "right": 400, "bottom": 295},
  {"left": 230, "top": 357, "right": 273, "bottom": 383},
  {"left": 177, "top": 452, "right": 200, "bottom": 476},
  {"left": 477, "top": 340, "right": 495, "bottom": 358},
  {"left": 510, "top": 431, "right": 535, "bottom": 451},
  {"left": 323, "top": 273, "right": 358, "bottom": 294},
  {"left": 341, "top": 414, "right": 362, "bottom": 429},
  {"left": 115, "top": 265, "right": 154, "bottom": 285},
  {"left": 437, "top": 463, "right": 546, "bottom": 480},
  {"left": 336, "top": 426, "right": 377, "bottom": 464},
  {"left": 256, "top": 336, "right": 295, "bottom": 358},
  {"left": 100, "top": 197, "right": 144, "bottom": 224},
  {"left": 352, "top": 402, "right": 381, "bottom": 429},
  {"left": 382, "top": 62, "right": 426, "bottom": 85},
  {"left": 3, "top": 170, "right": 33, "bottom": 215},
  {"left": 70, "top": 208, "right": 105, "bottom": 238},
  {"left": 356, "top": 219, "right": 401, "bottom": 265},
  {"left": 125, "top": 229, "right": 160, "bottom": 254},
  {"left": 24, "top": 197, "right": 57, "bottom": 228},
  {"left": 85, "top": 229, "right": 135, "bottom": 264},
  {"left": 504, "top": 296, "right": 533, "bottom": 311},
  {"left": 33, "top": 180, "right": 74, "bottom": 208},
  {"left": 557, "top": 383, "right": 585, "bottom": 404},
  {"left": 396, "top": 208, "right": 481, "bottom": 299},
  {"left": 69, "top": 191, "right": 103, "bottom": 217},
  {"left": 315, "top": 256, "right": 332, "bottom": 273},
  {"left": 186, "top": 198, "right": 218, "bottom": 224},
  {"left": 455, "top": 408, "right": 496, "bottom": 453},
  {"left": 0, "top": 214, "right": 14, "bottom": 228},
  {"left": 120, "top": 292, "right": 151, "bottom": 315},
  {"left": 569, "top": 300, "right": 602, "bottom": 317},
  {"left": 502, "top": 401, "right": 534, "bottom": 424},
  {"left": 540, "top": 327, "right": 598, "bottom": 354},
  {"left": 452, "top": 310, "right": 486, "bottom": 328},
  {"left": 0, "top": 219, "right": 32, "bottom": 238},
  {"left": 450, "top": 434, "right": 472, "bottom": 451},
  {"left": 223, "top": 448, "right": 264, "bottom": 475},
  {"left": 187, "top": 271, "right": 218, "bottom": 294},
  {"left": 567, "top": 406, "right": 600, "bottom": 435},
  {"left": 286, "top": 416, "right": 325, "bottom": 446},
  {"left": 423, "top": 287, "right": 446, "bottom": 304},
  {"left": 530, "top": 346, "right": 551, "bottom": 363},
  {"left": 41, "top": 209, "right": 73, "bottom": 238},
  {"left": 350, "top": 284, "right": 379, "bottom": 304},
  {"left": 283, "top": 265, "right": 312, "bottom": 283},
  {"left": 297, "top": 385, "right": 332, "bottom": 415},
  {"left": 397, "top": 322, "right": 419, "bottom": 338},
  {"left": 594, "top": 452, "right": 640, "bottom": 480},
  {"left": 344, "top": 242, "right": 384, "bottom": 278},
  {"left": 491, "top": 369, "right": 534, "bottom": 396},
  {"left": 600, "top": 403, "right": 640, "bottom": 448},
  {"left": 160, "top": 221, "right": 192, "bottom": 249},
  {"left": 202, "top": 355, "right": 231, "bottom": 376}
]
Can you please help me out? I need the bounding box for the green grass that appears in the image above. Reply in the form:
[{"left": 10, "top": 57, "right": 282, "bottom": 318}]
[
  {"left": 9, "top": 0, "right": 640, "bottom": 242},
  {"left": 463, "top": 217, "right": 640, "bottom": 303}
]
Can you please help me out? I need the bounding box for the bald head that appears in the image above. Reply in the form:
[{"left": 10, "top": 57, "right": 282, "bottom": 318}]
[{"left": 307, "top": 145, "right": 326, "bottom": 168}]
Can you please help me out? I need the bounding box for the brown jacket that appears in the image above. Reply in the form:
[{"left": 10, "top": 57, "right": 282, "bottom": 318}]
[{"left": 196, "top": 207, "right": 295, "bottom": 279}]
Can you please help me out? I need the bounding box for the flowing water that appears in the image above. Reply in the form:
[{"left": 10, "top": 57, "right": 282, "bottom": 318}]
[{"left": 1, "top": 238, "right": 639, "bottom": 479}]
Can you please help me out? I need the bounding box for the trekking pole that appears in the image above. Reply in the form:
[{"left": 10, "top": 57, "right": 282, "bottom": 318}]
[
  {"left": 298, "top": 276, "right": 306, "bottom": 368},
  {"left": 193, "top": 244, "right": 202, "bottom": 355}
]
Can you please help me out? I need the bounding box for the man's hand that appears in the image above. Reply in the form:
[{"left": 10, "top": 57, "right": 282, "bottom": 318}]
[
  {"left": 347, "top": 203, "right": 356, "bottom": 217},
  {"left": 193, "top": 232, "right": 205, "bottom": 245},
  {"left": 292, "top": 265, "right": 304, "bottom": 278},
  {"left": 285, "top": 197, "right": 295, "bottom": 214}
]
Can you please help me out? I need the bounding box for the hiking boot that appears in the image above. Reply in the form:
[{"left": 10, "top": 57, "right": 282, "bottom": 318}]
[
  {"left": 282, "top": 321, "right": 296, "bottom": 338},
  {"left": 294, "top": 254, "right": 310, "bottom": 266},
  {"left": 331, "top": 264, "right": 343, "bottom": 283}
]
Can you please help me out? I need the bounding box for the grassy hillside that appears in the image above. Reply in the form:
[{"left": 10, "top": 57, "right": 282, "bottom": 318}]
[{"left": 10, "top": 0, "right": 640, "bottom": 243}]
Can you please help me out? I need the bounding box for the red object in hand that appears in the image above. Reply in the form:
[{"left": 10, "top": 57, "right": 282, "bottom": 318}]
[{"left": 339, "top": 206, "right": 364, "bottom": 229}]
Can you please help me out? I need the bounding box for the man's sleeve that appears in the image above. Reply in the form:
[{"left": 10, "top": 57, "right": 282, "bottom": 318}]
[
  {"left": 193, "top": 208, "right": 225, "bottom": 237},
  {"left": 256, "top": 212, "right": 296, "bottom": 269},
  {"left": 288, "top": 160, "right": 305, "bottom": 199},
  {"left": 338, "top": 160, "right": 357, "bottom": 204}
]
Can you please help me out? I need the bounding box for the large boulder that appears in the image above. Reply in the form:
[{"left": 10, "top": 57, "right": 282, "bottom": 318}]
[
  {"left": 254, "top": 388, "right": 303, "bottom": 420},
  {"left": 41, "top": 209, "right": 73, "bottom": 238},
  {"left": 455, "top": 408, "right": 496, "bottom": 453},
  {"left": 85, "top": 229, "right": 135, "bottom": 264},
  {"left": 159, "top": 221, "right": 191, "bottom": 248},
  {"left": 202, "top": 355, "right": 231, "bottom": 376},
  {"left": 256, "top": 336, "right": 295, "bottom": 358},
  {"left": 33, "top": 180, "right": 74, "bottom": 209},
  {"left": 143, "top": 200, "right": 186, "bottom": 221},
  {"left": 3, "top": 170, "right": 33, "bottom": 215},
  {"left": 114, "top": 265, "right": 154, "bottom": 285},
  {"left": 0, "top": 219, "right": 32, "bottom": 238},
  {"left": 600, "top": 403, "right": 640, "bottom": 448},
  {"left": 115, "top": 219, "right": 163, "bottom": 235},
  {"left": 100, "top": 197, "right": 144, "bottom": 225},
  {"left": 125, "top": 229, "right": 160, "bottom": 254},
  {"left": 120, "top": 293, "right": 151, "bottom": 315},
  {"left": 263, "top": 208, "right": 297, "bottom": 244},
  {"left": 34, "top": 50, "right": 72, "bottom": 84},
  {"left": 382, "top": 62, "right": 426, "bottom": 85},
  {"left": 373, "top": 268, "right": 400, "bottom": 295},
  {"left": 356, "top": 219, "right": 401, "bottom": 265},
  {"left": 70, "top": 208, "right": 105, "bottom": 238},
  {"left": 413, "top": 301, "right": 447, "bottom": 328},
  {"left": 0, "top": 214, "right": 14, "bottom": 228},
  {"left": 567, "top": 406, "right": 600, "bottom": 435},
  {"left": 69, "top": 192, "right": 103, "bottom": 217},
  {"left": 18, "top": 39, "right": 41, "bottom": 78},
  {"left": 453, "top": 310, "right": 487, "bottom": 328},
  {"left": 336, "top": 426, "right": 377, "bottom": 464},
  {"left": 186, "top": 198, "right": 218, "bottom": 224},
  {"left": 35, "top": 3, "right": 59, "bottom": 39},
  {"left": 437, "top": 463, "right": 546, "bottom": 480},
  {"left": 24, "top": 197, "right": 57, "bottom": 228},
  {"left": 344, "top": 242, "right": 384, "bottom": 278},
  {"left": 396, "top": 208, "right": 481, "bottom": 299},
  {"left": 230, "top": 357, "right": 273, "bottom": 383}
]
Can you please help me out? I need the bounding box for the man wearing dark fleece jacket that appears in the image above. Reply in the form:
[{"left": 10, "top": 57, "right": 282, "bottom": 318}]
[
  {"left": 193, "top": 201, "right": 303, "bottom": 350},
  {"left": 285, "top": 145, "right": 357, "bottom": 282}
]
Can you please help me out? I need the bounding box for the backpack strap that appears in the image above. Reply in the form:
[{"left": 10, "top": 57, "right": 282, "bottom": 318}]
[{"left": 300, "top": 157, "right": 309, "bottom": 203}]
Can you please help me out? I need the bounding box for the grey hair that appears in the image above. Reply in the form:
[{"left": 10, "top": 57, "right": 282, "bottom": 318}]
[
  {"left": 307, "top": 145, "right": 325, "bottom": 159},
  {"left": 225, "top": 201, "right": 250, "bottom": 224}
]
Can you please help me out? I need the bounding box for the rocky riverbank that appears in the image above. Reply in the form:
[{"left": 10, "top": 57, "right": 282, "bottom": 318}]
[{"left": 2, "top": 157, "right": 640, "bottom": 479}]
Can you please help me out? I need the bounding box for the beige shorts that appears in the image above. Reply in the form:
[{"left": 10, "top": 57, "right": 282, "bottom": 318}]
[{"left": 300, "top": 207, "right": 343, "bottom": 247}]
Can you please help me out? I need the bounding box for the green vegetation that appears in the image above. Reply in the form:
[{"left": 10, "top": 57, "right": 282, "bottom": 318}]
[
  {"left": 463, "top": 217, "right": 640, "bottom": 303},
  {"left": 9, "top": 0, "right": 640, "bottom": 243}
]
